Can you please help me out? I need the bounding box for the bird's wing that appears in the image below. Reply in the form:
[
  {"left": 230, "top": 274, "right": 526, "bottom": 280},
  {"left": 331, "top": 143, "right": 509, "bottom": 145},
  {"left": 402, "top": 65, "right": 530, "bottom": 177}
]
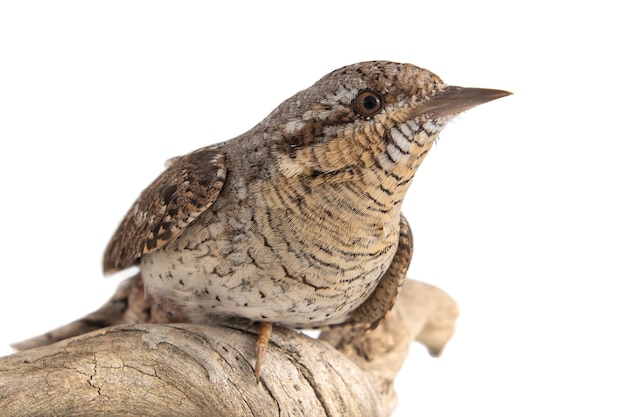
[
  {"left": 346, "top": 214, "right": 413, "bottom": 330},
  {"left": 103, "top": 147, "right": 227, "bottom": 274}
]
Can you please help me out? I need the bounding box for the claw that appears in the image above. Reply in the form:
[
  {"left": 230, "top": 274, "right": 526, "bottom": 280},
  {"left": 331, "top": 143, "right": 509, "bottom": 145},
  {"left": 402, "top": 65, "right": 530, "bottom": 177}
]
[{"left": 255, "top": 322, "right": 272, "bottom": 382}]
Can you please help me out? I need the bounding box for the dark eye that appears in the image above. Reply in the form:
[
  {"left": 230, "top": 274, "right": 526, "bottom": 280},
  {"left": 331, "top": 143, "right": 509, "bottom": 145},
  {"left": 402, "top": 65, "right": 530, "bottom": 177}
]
[{"left": 353, "top": 89, "right": 384, "bottom": 117}]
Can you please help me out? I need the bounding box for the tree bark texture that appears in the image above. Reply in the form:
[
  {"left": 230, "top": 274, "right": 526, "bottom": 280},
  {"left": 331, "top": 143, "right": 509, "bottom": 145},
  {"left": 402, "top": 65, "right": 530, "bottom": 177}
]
[{"left": 0, "top": 280, "right": 458, "bottom": 417}]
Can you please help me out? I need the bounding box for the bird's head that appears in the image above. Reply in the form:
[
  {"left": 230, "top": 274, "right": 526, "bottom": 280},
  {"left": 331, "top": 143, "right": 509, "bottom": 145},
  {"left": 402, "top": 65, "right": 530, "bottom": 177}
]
[{"left": 270, "top": 61, "right": 509, "bottom": 193}]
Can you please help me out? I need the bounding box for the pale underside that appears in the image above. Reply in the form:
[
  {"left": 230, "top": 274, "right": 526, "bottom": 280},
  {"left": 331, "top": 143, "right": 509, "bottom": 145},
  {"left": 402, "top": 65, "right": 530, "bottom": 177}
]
[{"left": 140, "top": 175, "right": 402, "bottom": 328}]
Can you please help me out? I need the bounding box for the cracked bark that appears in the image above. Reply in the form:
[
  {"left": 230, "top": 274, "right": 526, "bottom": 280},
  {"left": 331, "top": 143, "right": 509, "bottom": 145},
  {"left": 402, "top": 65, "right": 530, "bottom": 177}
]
[{"left": 0, "top": 279, "right": 458, "bottom": 417}]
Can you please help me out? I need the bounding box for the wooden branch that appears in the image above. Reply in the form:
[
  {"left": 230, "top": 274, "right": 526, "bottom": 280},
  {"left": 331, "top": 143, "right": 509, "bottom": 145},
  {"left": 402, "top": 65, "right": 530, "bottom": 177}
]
[
  {"left": 320, "top": 280, "right": 460, "bottom": 416},
  {"left": 0, "top": 280, "right": 458, "bottom": 417}
]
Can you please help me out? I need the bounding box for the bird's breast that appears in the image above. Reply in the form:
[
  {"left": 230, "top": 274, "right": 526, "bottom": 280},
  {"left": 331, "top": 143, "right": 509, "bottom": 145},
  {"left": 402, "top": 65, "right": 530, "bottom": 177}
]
[{"left": 140, "top": 175, "right": 401, "bottom": 327}]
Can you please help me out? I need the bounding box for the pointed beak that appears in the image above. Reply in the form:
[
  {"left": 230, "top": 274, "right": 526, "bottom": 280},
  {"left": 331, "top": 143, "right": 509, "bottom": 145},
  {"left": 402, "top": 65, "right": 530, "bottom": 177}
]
[{"left": 412, "top": 86, "right": 512, "bottom": 118}]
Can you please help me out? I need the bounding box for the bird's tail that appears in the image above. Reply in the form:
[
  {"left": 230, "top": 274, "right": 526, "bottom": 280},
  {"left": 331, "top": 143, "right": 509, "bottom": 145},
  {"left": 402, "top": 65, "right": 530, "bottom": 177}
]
[{"left": 12, "top": 274, "right": 158, "bottom": 351}]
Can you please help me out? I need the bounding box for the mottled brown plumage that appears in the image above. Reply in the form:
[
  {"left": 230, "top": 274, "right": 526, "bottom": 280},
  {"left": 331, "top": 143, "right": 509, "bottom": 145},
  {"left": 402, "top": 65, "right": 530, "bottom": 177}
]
[
  {"left": 104, "top": 149, "right": 227, "bottom": 272},
  {"left": 14, "top": 61, "right": 510, "bottom": 380}
]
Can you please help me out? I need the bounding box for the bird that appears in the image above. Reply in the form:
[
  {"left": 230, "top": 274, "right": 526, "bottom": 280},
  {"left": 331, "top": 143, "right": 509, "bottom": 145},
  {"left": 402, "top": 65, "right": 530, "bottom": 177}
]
[{"left": 13, "top": 61, "right": 510, "bottom": 381}]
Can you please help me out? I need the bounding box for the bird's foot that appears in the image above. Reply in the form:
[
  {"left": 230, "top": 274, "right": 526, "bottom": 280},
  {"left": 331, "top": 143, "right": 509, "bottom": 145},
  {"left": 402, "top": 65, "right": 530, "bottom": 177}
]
[{"left": 255, "top": 322, "right": 273, "bottom": 383}]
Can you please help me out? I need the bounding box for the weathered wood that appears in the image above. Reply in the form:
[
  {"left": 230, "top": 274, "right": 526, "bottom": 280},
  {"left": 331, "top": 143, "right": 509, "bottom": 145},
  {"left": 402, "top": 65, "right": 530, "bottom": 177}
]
[
  {"left": 0, "top": 280, "right": 458, "bottom": 417},
  {"left": 320, "top": 280, "right": 460, "bottom": 416}
]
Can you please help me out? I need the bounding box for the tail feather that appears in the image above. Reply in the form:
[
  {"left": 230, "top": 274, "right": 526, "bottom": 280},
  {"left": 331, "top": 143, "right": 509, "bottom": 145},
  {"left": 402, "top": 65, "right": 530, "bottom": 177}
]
[{"left": 12, "top": 274, "right": 152, "bottom": 351}]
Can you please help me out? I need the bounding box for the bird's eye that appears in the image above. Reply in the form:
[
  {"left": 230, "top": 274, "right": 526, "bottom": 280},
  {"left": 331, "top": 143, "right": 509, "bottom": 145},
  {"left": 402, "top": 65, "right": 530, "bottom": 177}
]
[{"left": 353, "top": 89, "right": 384, "bottom": 117}]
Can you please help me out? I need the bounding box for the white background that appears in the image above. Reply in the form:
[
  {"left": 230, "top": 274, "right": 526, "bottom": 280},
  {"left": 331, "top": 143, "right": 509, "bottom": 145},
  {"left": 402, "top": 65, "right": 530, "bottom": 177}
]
[{"left": 1, "top": 1, "right": 624, "bottom": 415}]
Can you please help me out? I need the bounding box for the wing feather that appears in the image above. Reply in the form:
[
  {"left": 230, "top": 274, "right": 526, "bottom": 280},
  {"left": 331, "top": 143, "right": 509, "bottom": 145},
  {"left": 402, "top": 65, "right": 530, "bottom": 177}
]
[{"left": 103, "top": 147, "right": 227, "bottom": 274}]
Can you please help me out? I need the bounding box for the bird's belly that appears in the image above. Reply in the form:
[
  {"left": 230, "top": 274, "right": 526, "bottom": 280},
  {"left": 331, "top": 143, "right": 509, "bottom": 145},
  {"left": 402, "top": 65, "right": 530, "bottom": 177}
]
[{"left": 140, "top": 227, "right": 397, "bottom": 327}]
